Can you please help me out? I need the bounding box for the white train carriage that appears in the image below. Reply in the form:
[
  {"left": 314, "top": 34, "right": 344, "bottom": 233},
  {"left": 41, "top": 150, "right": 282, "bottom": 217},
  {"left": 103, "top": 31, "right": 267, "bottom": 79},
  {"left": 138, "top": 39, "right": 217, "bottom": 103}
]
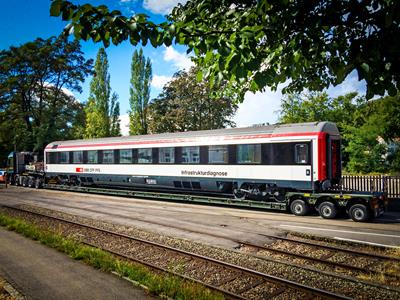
[{"left": 44, "top": 122, "right": 341, "bottom": 200}]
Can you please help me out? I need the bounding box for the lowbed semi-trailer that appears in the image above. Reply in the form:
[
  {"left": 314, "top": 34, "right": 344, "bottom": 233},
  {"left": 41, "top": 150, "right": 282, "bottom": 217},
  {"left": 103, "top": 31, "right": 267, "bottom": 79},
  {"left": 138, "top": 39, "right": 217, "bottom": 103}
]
[{"left": 6, "top": 122, "right": 387, "bottom": 221}]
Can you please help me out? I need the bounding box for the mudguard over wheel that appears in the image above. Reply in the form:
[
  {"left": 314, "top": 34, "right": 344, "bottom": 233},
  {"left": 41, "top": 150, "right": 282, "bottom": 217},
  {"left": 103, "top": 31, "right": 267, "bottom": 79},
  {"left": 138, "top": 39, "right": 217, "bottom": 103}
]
[
  {"left": 318, "top": 201, "right": 338, "bottom": 219},
  {"left": 290, "top": 199, "right": 310, "bottom": 216}
]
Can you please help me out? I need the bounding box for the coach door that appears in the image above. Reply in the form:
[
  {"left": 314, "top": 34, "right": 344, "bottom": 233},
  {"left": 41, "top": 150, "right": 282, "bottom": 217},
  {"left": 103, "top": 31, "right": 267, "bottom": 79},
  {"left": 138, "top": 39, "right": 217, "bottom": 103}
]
[{"left": 327, "top": 136, "right": 341, "bottom": 185}]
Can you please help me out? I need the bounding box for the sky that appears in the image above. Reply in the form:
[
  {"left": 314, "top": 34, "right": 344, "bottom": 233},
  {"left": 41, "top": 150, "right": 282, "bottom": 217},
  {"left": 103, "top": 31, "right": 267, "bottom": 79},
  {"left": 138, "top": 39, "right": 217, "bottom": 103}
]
[{"left": 0, "top": 0, "right": 367, "bottom": 135}]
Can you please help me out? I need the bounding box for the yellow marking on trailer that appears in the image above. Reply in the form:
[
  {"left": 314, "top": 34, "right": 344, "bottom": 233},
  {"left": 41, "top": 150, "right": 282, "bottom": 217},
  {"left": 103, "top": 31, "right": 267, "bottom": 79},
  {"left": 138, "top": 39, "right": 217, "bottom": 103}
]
[{"left": 303, "top": 193, "right": 311, "bottom": 197}]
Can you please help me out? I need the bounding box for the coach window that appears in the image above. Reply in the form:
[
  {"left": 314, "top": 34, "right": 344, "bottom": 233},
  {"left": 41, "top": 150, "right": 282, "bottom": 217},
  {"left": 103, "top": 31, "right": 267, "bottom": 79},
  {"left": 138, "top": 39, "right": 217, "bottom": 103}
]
[
  {"left": 138, "top": 148, "right": 152, "bottom": 163},
  {"left": 103, "top": 150, "right": 114, "bottom": 164},
  {"left": 73, "top": 151, "right": 83, "bottom": 163},
  {"left": 59, "top": 152, "right": 69, "bottom": 164},
  {"left": 237, "top": 144, "right": 261, "bottom": 164},
  {"left": 87, "top": 150, "right": 98, "bottom": 164},
  {"left": 295, "top": 144, "right": 309, "bottom": 164},
  {"left": 46, "top": 152, "right": 57, "bottom": 164},
  {"left": 159, "top": 147, "right": 174, "bottom": 163},
  {"left": 182, "top": 146, "right": 200, "bottom": 163},
  {"left": 120, "top": 149, "right": 132, "bottom": 164},
  {"left": 208, "top": 145, "right": 228, "bottom": 164}
]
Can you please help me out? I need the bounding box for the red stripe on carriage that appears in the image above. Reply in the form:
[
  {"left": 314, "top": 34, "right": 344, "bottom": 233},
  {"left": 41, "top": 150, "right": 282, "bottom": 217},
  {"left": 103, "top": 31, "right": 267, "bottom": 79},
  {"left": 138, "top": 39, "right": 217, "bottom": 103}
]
[{"left": 46, "top": 132, "right": 322, "bottom": 150}]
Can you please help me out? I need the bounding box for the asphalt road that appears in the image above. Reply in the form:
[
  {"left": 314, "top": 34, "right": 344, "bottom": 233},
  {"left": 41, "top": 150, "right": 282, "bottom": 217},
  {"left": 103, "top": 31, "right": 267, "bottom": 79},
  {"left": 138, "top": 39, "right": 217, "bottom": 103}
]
[
  {"left": 1, "top": 186, "right": 399, "bottom": 248},
  {"left": 0, "top": 227, "right": 152, "bottom": 300}
]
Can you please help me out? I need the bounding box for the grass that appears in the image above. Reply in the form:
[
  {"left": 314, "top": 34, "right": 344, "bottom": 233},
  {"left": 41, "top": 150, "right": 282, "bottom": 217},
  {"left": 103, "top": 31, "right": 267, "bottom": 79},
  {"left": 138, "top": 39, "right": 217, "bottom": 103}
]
[{"left": 0, "top": 213, "right": 224, "bottom": 300}]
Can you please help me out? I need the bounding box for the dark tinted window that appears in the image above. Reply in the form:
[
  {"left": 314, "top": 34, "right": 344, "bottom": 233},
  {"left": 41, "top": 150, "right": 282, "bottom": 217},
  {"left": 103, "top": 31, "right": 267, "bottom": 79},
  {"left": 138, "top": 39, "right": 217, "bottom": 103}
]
[
  {"left": 138, "top": 148, "right": 152, "bottom": 163},
  {"left": 120, "top": 149, "right": 132, "bottom": 163},
  {"left": 59, "top": 152, "right": 69, "bottom": 164},
  {"left": 209, "top": 145, "right": 228, "bottom": 163},
  {"left": 270, "top": 143, "right": 294, "bottom": 165},
  {"left": 87, "top": 150, "right": 98, "bottom": 164},
  {"left": 237, "top": 144, "right": 261, "bottom": 164},
  {"left": 73, "top": 151, "right": 83, "bottom": 163},
  {"left": 46, "top": 152, "right": 57, "bottom": 164},
  {"left": 103, "top": 150, "right": 114, "bottom": 164},
  {"left": 159, "top": 147, "right": 174, "bottom": 163},
  {"left": 182, "top": 147, "right": 200, "bottom": 163},
  {"left": 295, "top": 144, "right": 309, "bottom": 164}
]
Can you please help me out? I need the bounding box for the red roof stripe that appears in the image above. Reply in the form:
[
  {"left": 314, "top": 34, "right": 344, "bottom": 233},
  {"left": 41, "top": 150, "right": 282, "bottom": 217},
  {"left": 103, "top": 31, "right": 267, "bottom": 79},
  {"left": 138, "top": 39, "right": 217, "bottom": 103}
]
[{"left": 46, "top": 132, "right": 322, "bottom": 150}]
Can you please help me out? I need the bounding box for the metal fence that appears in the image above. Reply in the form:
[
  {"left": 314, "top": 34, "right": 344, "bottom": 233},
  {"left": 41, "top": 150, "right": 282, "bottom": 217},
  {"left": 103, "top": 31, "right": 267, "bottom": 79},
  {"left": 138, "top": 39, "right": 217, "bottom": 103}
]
[{"left": 337, "top": 175, "right": 400, "bottom": 199}]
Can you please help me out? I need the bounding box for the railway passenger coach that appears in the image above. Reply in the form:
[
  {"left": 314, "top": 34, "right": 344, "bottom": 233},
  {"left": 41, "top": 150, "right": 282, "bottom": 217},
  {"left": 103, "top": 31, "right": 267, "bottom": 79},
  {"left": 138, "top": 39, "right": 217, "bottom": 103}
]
[{"left": 44, "top": 122, "right": 341, "bottom": 201}]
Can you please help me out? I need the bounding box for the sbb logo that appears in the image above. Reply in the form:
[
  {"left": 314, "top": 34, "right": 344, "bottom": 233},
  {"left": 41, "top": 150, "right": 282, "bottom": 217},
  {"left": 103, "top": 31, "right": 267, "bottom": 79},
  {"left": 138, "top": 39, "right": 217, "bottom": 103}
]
[{"left": 76, "top": 167, "right": 83, "bottom": 173}]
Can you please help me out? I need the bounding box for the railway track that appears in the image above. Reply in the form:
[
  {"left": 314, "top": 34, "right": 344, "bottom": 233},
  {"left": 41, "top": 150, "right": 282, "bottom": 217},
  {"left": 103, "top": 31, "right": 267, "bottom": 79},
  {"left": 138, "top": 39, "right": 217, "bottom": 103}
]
[
  {"left": 247, "top": 233, "right": 400, "bottom": 283},
  {"left": 1, "top": 205, "right": 349, "bottom": 300},
  {"left": 1, "top": 208, "right": 400, "bottom": 299},
  {"left": 23, "top": 192, "right": 399, "bottom": 286}
]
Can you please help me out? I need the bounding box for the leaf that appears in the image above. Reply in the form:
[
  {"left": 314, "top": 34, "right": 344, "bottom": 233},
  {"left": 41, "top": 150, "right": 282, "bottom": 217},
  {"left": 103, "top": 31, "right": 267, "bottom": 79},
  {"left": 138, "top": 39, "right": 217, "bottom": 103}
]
[
  {"left": 196, "top": 70, "right": 203, "bottom": 81},
  {"left": 388, "top": 84, "right": 398, "bottom": 97},
  {"left": 361, "top": 63, "right": 370, "bottom": 74},
  {"left": 293, "top": 51, "right": 300, "bottom": 63},
  {"left": 50, "top": 0, "right": 62, "bottom": 16}
]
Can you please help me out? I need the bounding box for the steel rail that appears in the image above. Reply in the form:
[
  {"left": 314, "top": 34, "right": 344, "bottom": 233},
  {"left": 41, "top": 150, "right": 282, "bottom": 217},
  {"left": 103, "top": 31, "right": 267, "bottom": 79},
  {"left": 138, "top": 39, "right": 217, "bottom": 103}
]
[
  {"left": 1, "top": 204, "right": 350, "bottom": 300},
  {"left": 15, "top": 184, "right": 400, "bottom": 283},
  {"left": 6, "top": 194, "right": 399, "bottom": 288},
  {"left": 43, "top": 184, "right": 399, "bottom": 261}
]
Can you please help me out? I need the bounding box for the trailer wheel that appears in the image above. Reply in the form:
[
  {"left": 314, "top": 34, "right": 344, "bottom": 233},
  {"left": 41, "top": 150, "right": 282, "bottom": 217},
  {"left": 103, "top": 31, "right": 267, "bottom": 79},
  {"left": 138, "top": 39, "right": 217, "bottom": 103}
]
[
  {"left": 290, "top": 199, "right": 309, "bottom": 216},
  {"left": 22, "top": 177, "right": 29, "bottom": 187},
  {"left": 28, "top": 177, "right": 35, "bottom": 188},
  {"left": 349, "top": 204, "right": 371, "bottom": 222},
  {"left": 34, "top": 178, "right": 42, "bottom": 189},
  {"left": 318, "top": 202, "right": 338, "bottom": 219}
]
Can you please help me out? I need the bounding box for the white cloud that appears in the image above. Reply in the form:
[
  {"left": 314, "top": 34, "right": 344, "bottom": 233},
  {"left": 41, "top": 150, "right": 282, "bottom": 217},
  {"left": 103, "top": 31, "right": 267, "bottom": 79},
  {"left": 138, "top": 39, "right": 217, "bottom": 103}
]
[
  {"left": 119, "top": 114, "right": 130, "bottom": 136},
  {"left": 233, "top": 88, "right": 283, "bottom": 127},
  {"left": 326, "top": 70, "right": 366, "bottom": 98},
  {"left": 143, "top": 0, "right": 187, "bottom": 15},
  {"left": 43, "top": 82, "right": 75, "bottom": 98},
  {"left": 163, "top": 46, "right": 194, "bottom": 71},
  {"left": 233, "top": 73, "right": 367, "bottom": 128},
  {"left": 152, "top": 75, "right": 172, "bottom": 89}
]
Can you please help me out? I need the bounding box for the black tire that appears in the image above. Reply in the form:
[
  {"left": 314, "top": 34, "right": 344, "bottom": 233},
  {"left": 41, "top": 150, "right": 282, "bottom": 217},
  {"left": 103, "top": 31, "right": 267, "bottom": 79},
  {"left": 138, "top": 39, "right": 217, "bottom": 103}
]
[
  {"left": 349, "top": 204, "right": 371, "bottom": 222},
  {"left": 28, "top": 177, "right": 35, "bottom": 188},
  {"left": 290, "top": 199, "right": 309, "bottom": 216},
  {"left": 22, "top": 177, "right": 28, "bottom": 187},
  {"left": 318, "top": 202, "right": 338, "bottom": 219},
  {"left": 34, "top": 178, "right": 42, "bottom": 189}
]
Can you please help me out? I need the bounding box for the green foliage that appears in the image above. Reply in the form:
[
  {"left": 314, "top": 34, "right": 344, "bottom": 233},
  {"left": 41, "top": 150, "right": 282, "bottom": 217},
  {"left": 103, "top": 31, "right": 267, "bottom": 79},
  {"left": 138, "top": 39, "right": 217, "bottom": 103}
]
[
  {"left": 148, "top": 66, "right": 238, "bottom": 133},
  {"left": 0, "top": 213, "right": 223, "bottom": 300},
  {"left": 344, "top": 94, "right": 400, "bottom": 174},
  {"left": 84, "top": 48, "right": 120, "bottom": 138},
  {"left": 279, "top": 92, "right": 400, "bottom": 174},
  {"left": 110, "top": 93, "right": 121, "bottom": 137},
  {"left": 51, "top": 0, "right": 399, "bottom": 101},
  {"left": 0, "top": 36, "right": 92, "bottom": 163},
  {"left": 129, "top": 48, "right": 152, "bottom": 135}
]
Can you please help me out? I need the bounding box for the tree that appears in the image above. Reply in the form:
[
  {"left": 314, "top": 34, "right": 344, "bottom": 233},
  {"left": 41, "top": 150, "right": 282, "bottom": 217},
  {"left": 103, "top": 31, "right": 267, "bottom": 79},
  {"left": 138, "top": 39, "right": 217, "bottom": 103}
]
[
  {"left": 147, "top": 66, "right": 237, "bottom": 133},
  {"left": 51, "top": 0, "right": 400, "bottom": 100},
  {"left": 84, "top": 48, "right": 120, "bottom": 138},
  {"left": 110, "top": 93, "right": 121, "bottom": 136},
  {"left": 0, "top": 36, "right": 92, "bottom": 162},
  {"left": 344, "top": 94, "right": 400, "bottom": 173},
  {"left": 129, "top": 48, "right": 152, "bottom": 135}
]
